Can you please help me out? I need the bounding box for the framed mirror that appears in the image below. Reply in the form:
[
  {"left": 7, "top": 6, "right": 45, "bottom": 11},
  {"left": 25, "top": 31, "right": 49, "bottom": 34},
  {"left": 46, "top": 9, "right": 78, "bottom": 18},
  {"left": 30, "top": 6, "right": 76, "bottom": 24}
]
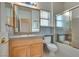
[
  {"left": 14, "top": 5, "right": 32, "bottom": 34},
  {"left": 13, "top": 4, "right": 40, "bottom": 35}
]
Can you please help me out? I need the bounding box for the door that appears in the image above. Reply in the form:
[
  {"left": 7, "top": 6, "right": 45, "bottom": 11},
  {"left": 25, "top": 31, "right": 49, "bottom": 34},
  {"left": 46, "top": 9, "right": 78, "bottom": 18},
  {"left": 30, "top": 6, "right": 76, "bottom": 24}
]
[
  {"left": 30, "top": 43, "right": 43, "bottom": 57},
  {"left": 11, "top": 46, "right": 30, "bottom": 57}
]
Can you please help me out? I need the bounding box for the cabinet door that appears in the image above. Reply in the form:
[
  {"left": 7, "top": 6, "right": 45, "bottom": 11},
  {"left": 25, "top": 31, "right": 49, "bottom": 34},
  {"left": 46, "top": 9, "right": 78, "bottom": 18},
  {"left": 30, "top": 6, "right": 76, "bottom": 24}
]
[
  {"left": 11, "top": 46, "right": 30, "bottom": 57},
  {"left": 30, "top": 43, "right": 43, "bottom": 57}
]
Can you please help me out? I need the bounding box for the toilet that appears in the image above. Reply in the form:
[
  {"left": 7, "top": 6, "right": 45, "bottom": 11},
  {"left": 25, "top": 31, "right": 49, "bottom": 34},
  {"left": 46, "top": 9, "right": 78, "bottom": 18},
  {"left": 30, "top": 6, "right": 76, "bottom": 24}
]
[{"left": 44, "top": 36, "right": 58, "bottom": 53}]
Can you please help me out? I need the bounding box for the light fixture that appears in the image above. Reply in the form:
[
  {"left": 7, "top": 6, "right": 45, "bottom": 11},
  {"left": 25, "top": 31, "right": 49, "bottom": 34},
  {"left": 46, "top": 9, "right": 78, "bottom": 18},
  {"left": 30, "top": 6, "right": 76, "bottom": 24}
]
[
  {"left": 30, "top": 2, "right": 37, "bottom": 6},
  {"left": 24, "top": 2, "right": 37, "bottom": 7}
]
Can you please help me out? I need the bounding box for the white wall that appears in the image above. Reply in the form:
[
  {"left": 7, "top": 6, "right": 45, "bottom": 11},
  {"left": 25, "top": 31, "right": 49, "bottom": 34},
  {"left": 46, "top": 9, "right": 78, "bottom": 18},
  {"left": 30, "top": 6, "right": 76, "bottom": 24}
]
[
  {"left": 72, "top": 7, "right": 79, "bottom": 48},
  {"left": 50, "top": 3, "right": 54, "bottom": 27},
  {"left": 0, "top": 2, "right": 1, "bottom": 32},
  {"left": 0, "top": 3, "right": 9, "bottom": 57},
  {"left": 0, "top": 3, "right": 8, "bottom": 37}
]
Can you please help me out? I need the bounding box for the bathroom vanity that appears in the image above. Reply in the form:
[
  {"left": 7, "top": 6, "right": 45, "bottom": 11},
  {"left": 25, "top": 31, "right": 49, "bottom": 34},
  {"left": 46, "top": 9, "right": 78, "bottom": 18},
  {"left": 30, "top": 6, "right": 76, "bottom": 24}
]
[{"left": 9, "top": 35, "right": 43, "bottom": 57}]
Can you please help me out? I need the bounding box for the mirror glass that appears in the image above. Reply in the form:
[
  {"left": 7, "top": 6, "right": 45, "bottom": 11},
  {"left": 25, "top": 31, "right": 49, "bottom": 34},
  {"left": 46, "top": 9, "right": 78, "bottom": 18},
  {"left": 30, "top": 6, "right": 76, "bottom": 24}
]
[
  {"left": 32, "top": 9, "right": 40, "bottom": 32},
  {"left": 14, "top": 5, "right": 40, "bottom": 34},
  {"left": 14, "top": 5, "right": 32, "bottom": 34}
]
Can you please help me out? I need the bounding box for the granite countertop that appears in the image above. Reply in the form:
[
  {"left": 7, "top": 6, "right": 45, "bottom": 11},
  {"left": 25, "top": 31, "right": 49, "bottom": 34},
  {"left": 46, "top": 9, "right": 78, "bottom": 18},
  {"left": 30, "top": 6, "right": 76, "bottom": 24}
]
[
  {"left": 8, "top": 33, "right": 54, "bottom": 39},
  {"left": 9, "top": 34, "right": 43, "bottom": 38}
]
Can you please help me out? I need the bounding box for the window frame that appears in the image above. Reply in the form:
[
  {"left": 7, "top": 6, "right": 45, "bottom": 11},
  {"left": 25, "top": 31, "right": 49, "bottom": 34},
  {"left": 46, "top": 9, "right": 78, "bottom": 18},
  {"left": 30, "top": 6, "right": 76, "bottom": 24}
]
[
  {"left": 40, "top": 10, "right": 50, "bottom": 26},
  {"left": 56, "top": 14, "right": 63, "bottom": 28}
]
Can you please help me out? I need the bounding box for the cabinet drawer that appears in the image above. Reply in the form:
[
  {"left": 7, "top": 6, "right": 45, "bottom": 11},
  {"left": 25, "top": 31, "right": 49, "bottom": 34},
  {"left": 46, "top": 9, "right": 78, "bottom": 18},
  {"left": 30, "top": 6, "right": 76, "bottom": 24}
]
[
  {"left": 9, "top": 39, "right": 29, "bottom": 47},
  {"left": 31, "top": 43, "right": 43, "bottom": 47},
  {"left": 9, "top": 38, "right": 43, "bottom": 47}
]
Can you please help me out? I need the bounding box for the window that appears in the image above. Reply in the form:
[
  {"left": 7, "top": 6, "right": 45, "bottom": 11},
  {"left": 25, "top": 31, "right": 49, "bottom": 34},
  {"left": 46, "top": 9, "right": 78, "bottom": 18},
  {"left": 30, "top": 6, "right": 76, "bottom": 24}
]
[
  {"left": 56, "top": 15, "right": 63, "bottom": 27},
  {"left": 40, "top": 10, "right": 50, "bottom": 26},
  {"left": 40, "top": 19, "right": 49, "bottom": 26}
]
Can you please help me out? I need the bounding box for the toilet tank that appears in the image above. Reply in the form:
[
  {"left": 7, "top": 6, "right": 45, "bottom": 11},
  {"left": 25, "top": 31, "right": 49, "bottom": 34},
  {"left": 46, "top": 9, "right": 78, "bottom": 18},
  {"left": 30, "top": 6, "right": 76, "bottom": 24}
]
[{"left": 44, "top": 36, "right": 51, "bottom": 43}]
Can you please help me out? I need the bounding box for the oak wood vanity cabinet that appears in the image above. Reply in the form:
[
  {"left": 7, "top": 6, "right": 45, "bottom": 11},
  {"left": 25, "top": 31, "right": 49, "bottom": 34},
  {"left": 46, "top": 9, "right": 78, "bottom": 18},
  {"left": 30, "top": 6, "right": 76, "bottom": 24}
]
[{"left": 9, "top": 36, "right": 43, "bottom": 57}]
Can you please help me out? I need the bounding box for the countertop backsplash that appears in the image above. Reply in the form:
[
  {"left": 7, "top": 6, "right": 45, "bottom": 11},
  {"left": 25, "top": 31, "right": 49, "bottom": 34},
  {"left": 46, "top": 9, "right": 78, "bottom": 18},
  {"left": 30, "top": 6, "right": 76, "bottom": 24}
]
[{"left": 8, "top": 26, "right": 65, "bottom": 37}]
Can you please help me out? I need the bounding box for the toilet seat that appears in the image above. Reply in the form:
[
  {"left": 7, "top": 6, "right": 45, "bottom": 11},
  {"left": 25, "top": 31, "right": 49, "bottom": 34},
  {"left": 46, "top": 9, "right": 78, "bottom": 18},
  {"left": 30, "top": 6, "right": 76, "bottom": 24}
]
[
  {"left": 47, "top": 43, "right": 58, "bottom": 52},
  {"left": 43, "top": 36, "right": 58, "bottom": 53}
]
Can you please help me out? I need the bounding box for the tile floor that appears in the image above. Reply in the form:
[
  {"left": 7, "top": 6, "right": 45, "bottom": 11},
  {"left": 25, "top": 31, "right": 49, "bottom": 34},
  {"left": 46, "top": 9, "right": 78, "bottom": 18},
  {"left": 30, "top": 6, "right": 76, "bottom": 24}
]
[{"left": 44, "top": 42, "right": 79, "bottom": 57}]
